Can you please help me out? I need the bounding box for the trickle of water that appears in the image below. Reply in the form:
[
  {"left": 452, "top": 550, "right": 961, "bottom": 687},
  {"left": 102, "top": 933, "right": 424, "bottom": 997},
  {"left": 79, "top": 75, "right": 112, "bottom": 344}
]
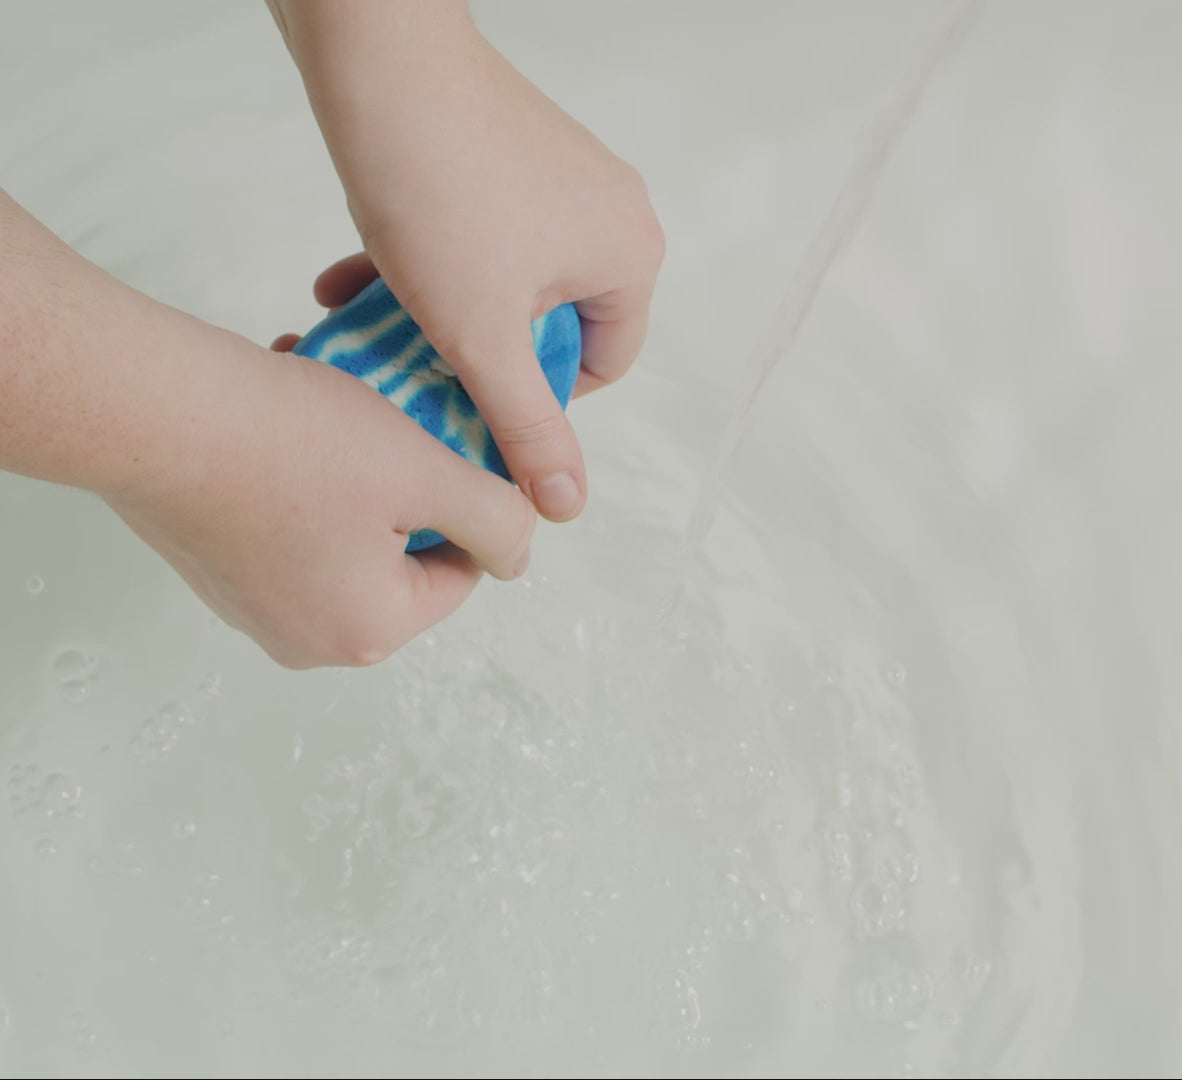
[{"left": 675, "top": 2, "right": 982, "bottom": 562}]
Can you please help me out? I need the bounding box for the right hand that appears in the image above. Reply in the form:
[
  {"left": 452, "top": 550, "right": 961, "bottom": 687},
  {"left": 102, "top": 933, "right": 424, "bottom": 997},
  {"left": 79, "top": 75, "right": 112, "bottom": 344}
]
[{"left": 105, "top": 329, "right": 535, "bottom": 670}]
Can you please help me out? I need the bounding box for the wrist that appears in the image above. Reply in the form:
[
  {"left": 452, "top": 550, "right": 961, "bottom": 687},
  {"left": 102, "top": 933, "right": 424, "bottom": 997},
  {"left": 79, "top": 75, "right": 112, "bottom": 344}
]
[{"left": 270, "top": 0, "right": 479, "bottom": 109}]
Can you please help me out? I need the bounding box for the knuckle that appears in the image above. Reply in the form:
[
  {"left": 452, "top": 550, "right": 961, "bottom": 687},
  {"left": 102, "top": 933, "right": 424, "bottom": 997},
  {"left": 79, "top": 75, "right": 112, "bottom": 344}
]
[
  {"left": 642, "top": 212, "right": 667, "bottom": 269},
  {"left": 493, "top": 411, "right": 570, "bottom": 452},
  {"left": 329, "top": 611, "right": 409, "bottom": 668}
]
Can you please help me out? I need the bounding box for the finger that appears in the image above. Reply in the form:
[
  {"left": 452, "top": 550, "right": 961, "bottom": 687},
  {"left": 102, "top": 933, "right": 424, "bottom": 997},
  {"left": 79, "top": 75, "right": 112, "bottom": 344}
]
[
  {"left": 452, "top": 322, "right": 588, "bottom": 522},
  {"left": 574, "top": 285, "right": 653, "bottom": 388},
  {"left": 313, "top": 252, "right": 380, "bottom": 309},
  {"left": 399, "top": 542, "right": 484, "bottom": 636},
  {"left": 270, "top": 332, "right": 301, "bottom": 353},
  {"left": 396, "top": 420, "right": 538, "bottom": 579}
]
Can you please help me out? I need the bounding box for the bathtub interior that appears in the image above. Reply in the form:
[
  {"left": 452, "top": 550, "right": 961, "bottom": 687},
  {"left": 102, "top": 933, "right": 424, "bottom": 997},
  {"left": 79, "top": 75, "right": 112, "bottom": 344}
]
[{"left": 2, "top": 1, "right": 1182, "bottom": 1076}]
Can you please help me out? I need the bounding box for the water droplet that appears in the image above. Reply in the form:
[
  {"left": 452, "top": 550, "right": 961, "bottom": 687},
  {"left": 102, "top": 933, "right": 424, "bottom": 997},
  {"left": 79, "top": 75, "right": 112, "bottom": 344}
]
[
  {"left": 171, "top": 820, "right": 197, "bottom": 839},
  {"left": 887, "top": 662, "right": 907, "bottom": 687},
  {"left": 35, "top": 838, "right": 56, "bottom": 858},
  {"left": 60, "top": 679, "right": 90, "bottom": 705},
  {"left": 197, "top": 671, "right": 222, "bottom": 697},
  {"left": 25, "top": 575, "right": 44, "bottom": 594}
]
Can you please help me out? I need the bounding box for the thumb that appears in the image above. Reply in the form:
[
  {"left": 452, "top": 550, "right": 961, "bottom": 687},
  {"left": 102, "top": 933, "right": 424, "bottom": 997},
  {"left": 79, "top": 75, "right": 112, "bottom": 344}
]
[{"left": 447, "top": 318, "right": 587, "bottom": 522}]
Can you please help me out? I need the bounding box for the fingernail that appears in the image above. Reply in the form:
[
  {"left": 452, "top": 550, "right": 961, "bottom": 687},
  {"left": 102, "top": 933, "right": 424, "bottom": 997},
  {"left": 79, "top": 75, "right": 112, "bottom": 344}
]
[
  {"left": 512, "top": 549, "right": 531, "bottom": 579},
  {"left": 533, "top": 472, "right": 582, "bottom": 520}
]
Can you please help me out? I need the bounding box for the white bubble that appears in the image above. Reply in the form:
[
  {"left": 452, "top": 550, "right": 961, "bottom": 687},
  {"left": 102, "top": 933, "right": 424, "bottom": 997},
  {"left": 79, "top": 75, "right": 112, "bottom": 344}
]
[
  {"left": 171, "top": 820, "right": 197, "bottom": 839},
  {"left": 35, "top": 838, "right": 57, "bottom": 858},
  {"left": 887, "top": 662, "right": 908, "bottom": 687},
  {"left": 25, "top": 575, "right": 44, "bottom": 594}
]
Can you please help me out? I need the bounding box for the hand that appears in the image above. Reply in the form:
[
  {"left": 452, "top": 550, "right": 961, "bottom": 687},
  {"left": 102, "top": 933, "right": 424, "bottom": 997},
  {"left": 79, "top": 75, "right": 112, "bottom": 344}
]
[
  {"left": 106, "top": 328, "right": 535, "bottom": 670},
  {"left": 270, "top": 2, "right": 665, "bottom": 522}
]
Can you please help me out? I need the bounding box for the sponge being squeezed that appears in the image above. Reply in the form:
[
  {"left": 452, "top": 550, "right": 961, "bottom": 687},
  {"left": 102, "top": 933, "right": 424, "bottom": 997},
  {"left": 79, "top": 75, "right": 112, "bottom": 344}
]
[{"left": 293, "top": 279, "right": 582, "bottom": 551}]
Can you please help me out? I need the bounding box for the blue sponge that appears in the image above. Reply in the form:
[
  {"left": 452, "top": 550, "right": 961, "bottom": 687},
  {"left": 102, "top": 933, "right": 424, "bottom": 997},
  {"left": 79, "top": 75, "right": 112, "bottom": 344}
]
[{"left": 293, "top": 278, "right": 582, "bottom": 552}]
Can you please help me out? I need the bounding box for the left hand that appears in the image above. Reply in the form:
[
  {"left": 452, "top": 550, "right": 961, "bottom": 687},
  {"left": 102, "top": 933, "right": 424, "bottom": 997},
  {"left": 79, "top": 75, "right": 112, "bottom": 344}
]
[{"left": 269, "top": 1, "right": 665, "bottom": 522}]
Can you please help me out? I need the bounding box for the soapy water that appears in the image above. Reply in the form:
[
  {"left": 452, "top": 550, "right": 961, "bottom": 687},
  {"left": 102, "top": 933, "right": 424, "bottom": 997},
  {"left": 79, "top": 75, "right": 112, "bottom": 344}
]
[{"left": 3, "top": 1, "right": 1182, "bottom": 1077}]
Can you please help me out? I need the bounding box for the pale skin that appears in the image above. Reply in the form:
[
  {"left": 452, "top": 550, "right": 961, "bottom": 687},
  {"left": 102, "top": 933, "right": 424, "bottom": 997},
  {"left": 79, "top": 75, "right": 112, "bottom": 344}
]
[{"left": 0, "top": 1, "right": 663, "bottom": 669}]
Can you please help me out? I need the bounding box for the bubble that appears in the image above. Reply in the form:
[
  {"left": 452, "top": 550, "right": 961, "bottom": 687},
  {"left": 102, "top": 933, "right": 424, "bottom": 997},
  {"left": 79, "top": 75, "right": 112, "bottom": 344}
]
[
  {"left": 42, "top": 773, "right": 81, "bottom": 816},
  {"left": 132, "top": 703, "right": 191, "bottom": 761},
  {"left": 857, "top": 968, "right": 932, "bottom": 1021},
  {"left": 824, "top": 830, "right": 854, "bottom": 881},
  {"left": 651, "top": 966, "right": 708, "bottom": 1048},
  {"left": 957, "top": 951, "right": 993, "bottom": 992},
  {"left": 171, "top": 820, "right": 197, "bottom": 839},
  {"left": 197, "top": 671, "right": 222, "bottom": 698},
  {"left": 25, "top": 575, "right": 44, "bottom": 594},
  {"left": 50, "top": 649, "right": 97, "bottom": 683},
  {"left": 397, "top": 778, "right": 438, "bottom": 838},
  {"left": 887, "top": 662, "right": 908, "bottom": 687},
  {"left": 70, "top": 1011, "right": 97, "bottom": 1050},
  {"left": 877, "top": 850, "right": 920, "bottom": 886},
  {"left": 158, "top": 702, "right": 193, "bottom": 728},
  {"left": 852, "top": 878, "right": 906, "bottom": 937},
  {"left": 35, "top": 838, "right": 57, "bottom": 857},
  {"left": 60, "top": 679, "right": 90, "bottom": 705}
]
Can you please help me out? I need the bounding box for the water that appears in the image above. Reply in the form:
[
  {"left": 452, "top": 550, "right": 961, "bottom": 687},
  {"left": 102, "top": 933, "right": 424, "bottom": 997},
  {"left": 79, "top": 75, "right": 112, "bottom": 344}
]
[{"left": 2, "top": 1, "right": 1182, "bottom": 1076}]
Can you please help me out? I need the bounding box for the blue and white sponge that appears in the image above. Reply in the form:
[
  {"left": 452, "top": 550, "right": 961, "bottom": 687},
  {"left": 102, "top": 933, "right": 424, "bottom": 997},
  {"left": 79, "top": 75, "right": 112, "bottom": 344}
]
[{"left": 293, "top": 278, "right": 582, "bottom": 551}]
